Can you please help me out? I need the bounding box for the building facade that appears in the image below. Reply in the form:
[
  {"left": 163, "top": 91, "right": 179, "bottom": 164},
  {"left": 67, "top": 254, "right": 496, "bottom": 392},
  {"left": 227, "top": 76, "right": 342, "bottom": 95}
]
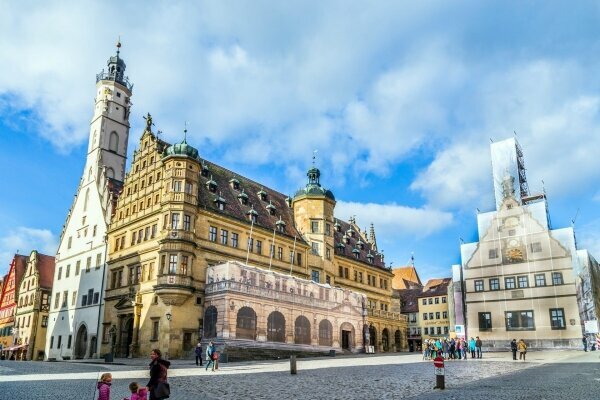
[
  {"left": 460, "top": 138, "right": 587, "bottom": 348},
  {"left": 100, "top": 125, "right": 406, "bottom": 359},
  {"left": 393, "top": 265, "right": 424, "bottom": 352},
  {"left": 0, "top": 254, "right": 28, "bottom": 358},
  {"left": 418, "top": 278, "right": 451, "bottom": 340},
  {"left": 45, "top": 43, "right": 132, "bottom": 360},
  {"left": 13, "top": 251, "right": 55, "bottom": 360},
  {"left": 577, "top": 250, "right": 600, "bottom": 336}
]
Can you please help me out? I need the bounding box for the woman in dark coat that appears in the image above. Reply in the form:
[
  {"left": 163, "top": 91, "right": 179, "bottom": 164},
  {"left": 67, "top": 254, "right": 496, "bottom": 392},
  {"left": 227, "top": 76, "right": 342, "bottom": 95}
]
[{"left": 147, "top": 348, "right": 171, "bottom": 400}]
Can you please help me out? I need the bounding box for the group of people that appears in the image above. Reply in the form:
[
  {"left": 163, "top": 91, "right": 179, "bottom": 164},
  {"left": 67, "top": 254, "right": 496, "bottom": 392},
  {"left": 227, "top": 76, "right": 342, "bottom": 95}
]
[
  {"left": 194, "top": 341, "right": 219, "bottom": 371},
  {"left": 422, "top": 336, "right": 483, "bottom": 360},
  {"left": 510, "top": 338, "right": 528, "bottom": 360},
  {"left": 96, "top": 348, "right": 171, "bottom": 400}
]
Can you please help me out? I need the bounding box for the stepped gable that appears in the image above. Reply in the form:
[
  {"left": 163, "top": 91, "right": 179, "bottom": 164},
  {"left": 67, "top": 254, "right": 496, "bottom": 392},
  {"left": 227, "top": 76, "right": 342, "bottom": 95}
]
[
  {"left": 197, "top": 159, "right": 305, "bottom": 241},
  {"left": 36, "top": 253, "right": 56, "bottom": 289},
  {"left": 333, "top": 219, "right": 386, "bottom": 269}
]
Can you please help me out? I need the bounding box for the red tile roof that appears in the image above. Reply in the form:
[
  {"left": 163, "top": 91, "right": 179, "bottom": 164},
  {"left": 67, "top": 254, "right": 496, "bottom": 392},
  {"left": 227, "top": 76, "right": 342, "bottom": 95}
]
[{"left": 36, "top": 253, "right": 56, "bottom": 289}]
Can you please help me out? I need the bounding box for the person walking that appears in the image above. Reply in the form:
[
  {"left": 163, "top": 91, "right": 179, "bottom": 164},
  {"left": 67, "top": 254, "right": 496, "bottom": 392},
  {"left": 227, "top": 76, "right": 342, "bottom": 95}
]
[
  {"left": 510, "top": 338, "right": 517, "bottom": 360},
  {"left": 469, "top": 337, "right": 476, "bottom": 358},
  {"left": 194, "top": 342, "right": 203, "bottom": 366},
  {"left": 97, "top": 373, "right": 112, "bottom": 400},
  {"left": 448, "top": 339, "right": 456, "bottom": 360},
  {"left": 147, "top": 349, "right": 171, "bottom": 400},
  {"left": 582, "top": 335, "right": 588, "bottom": 352},
  {"left": 205, "top": 341, "right": 216, "bottom": 371},
  {"left": 517, "top": 339, "right": 527, "bottom": 361},
  {"left": 475, "top": 336, "right": 483, "bottom": 359}
]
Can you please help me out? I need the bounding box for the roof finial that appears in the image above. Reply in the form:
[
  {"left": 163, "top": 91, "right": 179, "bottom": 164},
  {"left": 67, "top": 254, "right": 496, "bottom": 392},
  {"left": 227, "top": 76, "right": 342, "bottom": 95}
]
[
  {"left": 116, "top": 35, "right": 121, "bottom": 56},
  {"left": 312, "top": 149, "right": 318, "bottom": 167},
  {"left": 183, "top": 121, "right": 188, "bottom": 143}
]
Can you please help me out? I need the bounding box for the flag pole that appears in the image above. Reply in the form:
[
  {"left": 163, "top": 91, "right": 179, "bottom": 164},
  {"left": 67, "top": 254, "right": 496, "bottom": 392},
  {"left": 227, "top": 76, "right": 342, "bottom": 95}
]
[
  {"left": 289, "top": 235, "right": 297, "bottom": 275},
  {"left": 268, "top": 226, "right": 276, "bottom": 271},
  {"left": 245, "top": 218, "right": 254, "bottom": 266}
]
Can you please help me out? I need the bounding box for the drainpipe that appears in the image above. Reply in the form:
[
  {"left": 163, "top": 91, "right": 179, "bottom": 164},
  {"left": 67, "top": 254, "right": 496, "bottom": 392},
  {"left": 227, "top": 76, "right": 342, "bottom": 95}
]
[{"left": 94, "top": 234, "right": 109, "bottom": 358}]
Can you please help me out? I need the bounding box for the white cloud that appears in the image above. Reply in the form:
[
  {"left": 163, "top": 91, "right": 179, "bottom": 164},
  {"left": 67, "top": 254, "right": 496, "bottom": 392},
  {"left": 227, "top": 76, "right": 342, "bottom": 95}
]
[
  {"left": 335, "top": 200, "right": 454, "bottom": 239},
  {"left": 0, "top": 227, "right": 58, "bottom": 275}
]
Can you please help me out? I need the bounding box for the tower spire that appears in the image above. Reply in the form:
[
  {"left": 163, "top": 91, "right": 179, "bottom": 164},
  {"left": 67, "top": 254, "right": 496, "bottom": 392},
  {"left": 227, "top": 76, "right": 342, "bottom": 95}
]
[{"left": 369, "top": 222, "right": 378, "bottom": 251}]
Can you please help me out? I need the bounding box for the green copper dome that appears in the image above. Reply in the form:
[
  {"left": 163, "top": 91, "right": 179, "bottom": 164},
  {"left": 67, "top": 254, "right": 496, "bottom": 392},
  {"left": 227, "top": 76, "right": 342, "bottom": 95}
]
[
  {"left": 163, "top": 138, "right": 199, "bottom": 160},
  {"left": 294, "top": 166, "right": 335, "bottom": 201}
]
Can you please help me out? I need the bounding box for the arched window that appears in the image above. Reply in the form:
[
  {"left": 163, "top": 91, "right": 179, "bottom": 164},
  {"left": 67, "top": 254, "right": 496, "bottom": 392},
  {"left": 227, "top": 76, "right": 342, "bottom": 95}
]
[
  {"left": 109, "top": 131, "right": 119, "bottom": 152},
  {"left": 106, "top": 167, "right": 115, "bottom": 179},
  {"left": 318, "top": 319, "right": 332, "bottom": 346},
  {"left": 394, "top": 329, "right": 402, "bottom": 350},
  {"left": 267, "top": 311, "right": 286, "bottom": 343},
  {"left": 368, "top": 325, "right": 377, "bottom": 347},
  {"left": 294, "top": 315, "right": 311, "bottom": 345},
  {"left": 83, "top": 188, "right": 90, "bottom": 212},
  {"left": 204, "top": 306, "right": 218, "bottom": 338},
  {"left": 235, "top": 306, "right": 257, "bottom": 340}
]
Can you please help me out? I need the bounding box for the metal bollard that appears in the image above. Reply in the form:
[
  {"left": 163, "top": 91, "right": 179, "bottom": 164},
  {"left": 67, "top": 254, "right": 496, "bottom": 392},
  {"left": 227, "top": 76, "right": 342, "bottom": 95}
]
[
  {"left": 433, "top": 356, "right": 445, "bottom": 389},
  {"left": 290, "top": 355, "right": 297, "bottom": 375}
]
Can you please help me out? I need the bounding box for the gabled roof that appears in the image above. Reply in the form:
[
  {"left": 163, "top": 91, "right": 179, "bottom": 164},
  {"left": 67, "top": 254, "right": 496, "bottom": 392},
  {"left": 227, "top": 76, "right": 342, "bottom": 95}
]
[
  {"left": 419, "top": 277, "right": 452, "bottom": 297},
  {"left": 392, "top": 266, "right": 422, "bottom": 289},
  {"left": 36, "top": 253, "right": 56, "bottom": 289},
  {"left": 396, "top": 287, "right": 423, "bottom": 313}
]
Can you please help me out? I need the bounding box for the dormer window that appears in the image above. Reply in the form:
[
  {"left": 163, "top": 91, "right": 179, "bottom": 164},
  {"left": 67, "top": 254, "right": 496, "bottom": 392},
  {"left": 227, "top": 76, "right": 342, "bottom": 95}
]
[
  {"left": 275, "top": 216, "right": 286, "bottom": 233},
  {"left": 246, "top": 206, "right": 258, "bottom": 223},
  {"left": 347, "top": 227, "right": 355, "bottom": 237},
  {"left": 367, "top": 252, "right": 374, "bottom": 264},
  {"left": 336, "top": 242, "right": 345, "bottom": 253},
  {"left": 238, "top": 189, "right": 249, "bottom": 206},
  {"left": 334, "top": 220, "right": 341, "bottom": 232},
  {"left": 229, "top": 178, "right": 240, "bottom": 190},
  {"left": 266, "top": 201, "right": 276, "bottom": 215},
  {"left": 257, "top": 188, "right": 267, "bottom": 201},
  {"left": 201, "top": 161, "right": 210, "bottom": 177},
  {"left": 206, "top": 175, "right": 217, "bottom": 193},
  {"left": 343, "top": 235, "right": 351, "bottom": 244},
  {"left": 214, "top": 192, "right": 227, "bottom": 211},
  {"left": 352, "top": 247, "right": 360, "bottom": 259},
  {"left": 285, "top": 196, "right": 292, "bottom": 207},
  {"left": 356, "top": 239, "right": 364, "bottom": 249}
]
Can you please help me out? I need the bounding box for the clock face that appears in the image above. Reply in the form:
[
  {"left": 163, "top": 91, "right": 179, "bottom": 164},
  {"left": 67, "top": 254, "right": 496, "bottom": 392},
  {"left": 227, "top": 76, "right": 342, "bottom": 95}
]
[
  {"left": 508, "top": 238, "right": 519, "bottom": 248},
  {"left": 504, "top": 216, "right": 519, "bottom": 228},
  {"left": 506, "top": 248, "right": 524, "bottom": 262}
]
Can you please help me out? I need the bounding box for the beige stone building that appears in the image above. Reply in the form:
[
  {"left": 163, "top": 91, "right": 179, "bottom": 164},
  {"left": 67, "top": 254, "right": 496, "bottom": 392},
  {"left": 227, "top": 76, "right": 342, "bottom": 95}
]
[
  {"left": 418, "top": 278, "right": 451, "bottom": 340},
  {"left": 100, "top": 126, "right": 406, "bottom": 359},
  {"left": 461, "top": 178, "right": 582, "bottom": 348},
  {"left": 13, "top": 251, "right": 55, "bottom": 360}
]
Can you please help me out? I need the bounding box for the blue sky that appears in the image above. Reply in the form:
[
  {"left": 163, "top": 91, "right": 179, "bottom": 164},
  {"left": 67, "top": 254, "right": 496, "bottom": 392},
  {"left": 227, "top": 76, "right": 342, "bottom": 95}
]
[{"left": 1, "top": 1, "right": 600, "bottom": 282}]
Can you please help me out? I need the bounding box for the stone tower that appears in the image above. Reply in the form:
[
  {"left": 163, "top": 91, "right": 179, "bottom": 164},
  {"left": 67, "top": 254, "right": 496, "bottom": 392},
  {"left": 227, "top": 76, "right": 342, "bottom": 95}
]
[{"left": 45, "top": 42, "right": 132, "bottom": 361}]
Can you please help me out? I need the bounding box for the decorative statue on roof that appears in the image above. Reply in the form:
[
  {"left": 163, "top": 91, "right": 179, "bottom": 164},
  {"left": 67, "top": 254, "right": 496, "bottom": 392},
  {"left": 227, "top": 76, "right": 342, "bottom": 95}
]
[{"left": 144, "top": 112, "right": 153, "bottom": 132}]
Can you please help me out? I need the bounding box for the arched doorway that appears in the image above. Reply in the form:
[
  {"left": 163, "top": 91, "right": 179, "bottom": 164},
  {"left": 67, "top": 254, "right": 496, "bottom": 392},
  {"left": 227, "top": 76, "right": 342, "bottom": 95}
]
[
  {"left": 294, "top": 315, "right": 311, "bottom": 344},
  {"left": 382, "top": 328, "right": 389, "bottom": 352},
  {"left": 204, "top": 306, "right": 218, "bottom": 338},
  {"left": 394, "top": 330, "right": 401, "bottom": 351},
  {"left": 74, "top": 325, "right": 88, "bottom": 359},
  {"left": 236, "top": 306, "right": 257, "bottom": 340},
  {"left": 89, "top": 336, "right": 97, "bottom": 358},
  {"left": 340, "top": 322, "right": 355, "bottom": 350},
  {"left": 120, "top": 318, "right": 133, "bottom": 358},
  {"left": 369, "top": 325, "right": 377, "bottom": 347},
  {"left": 318, "top": 320, "right": 332, "bottom": 346},
  {"left": 267, "top": 311, "right": 286, "bottom": 342}
]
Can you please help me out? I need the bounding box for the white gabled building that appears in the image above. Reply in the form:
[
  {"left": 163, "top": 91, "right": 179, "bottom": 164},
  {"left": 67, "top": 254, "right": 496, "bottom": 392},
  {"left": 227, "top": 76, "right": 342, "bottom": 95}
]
[{"left": 45, "top": 43, "right": 132, "bottom": 360}]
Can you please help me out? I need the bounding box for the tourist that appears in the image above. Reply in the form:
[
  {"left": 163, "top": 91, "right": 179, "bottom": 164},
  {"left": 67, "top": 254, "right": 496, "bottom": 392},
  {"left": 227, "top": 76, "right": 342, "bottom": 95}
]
[
  {"left": 206, "top": 341, "right": 216, "bottom": 371},
  {"left": 442, "top": 339, "right": 449, "bottom": 359},
  {"left": 147, "top": 349, "right": 171, "bottom": 400},
  {"left": 517, "top": 339, "right": 527, "bottom": 361},
  {"left": 469, "top": 337, "right": 476, "bottom": 358},
  {"left": 582, "top": 335, "right": 588, "bottom": 352},
  {"left": 461, "top": 338, "right": 468, "bottom": 360},
  {"left": 97, "top": 373, "right": 112, "bottom": 400},
  {"left": 448, "top": 338, "right": 456, "bottom": 360},
  {"left": 475, "top": 336, "right": 483, "bottom": 358},
  {"left": 510, "top": 338, "right": 517, "bottom": 360},
  {"left": 124, "top": 382, "right": 148, "bottom": 400},
  {"left": 423, "top": 339, "right": 430, "bottom": 360},
  {"left": 194, "top": 342, "right": 203, "bottom": 366}
]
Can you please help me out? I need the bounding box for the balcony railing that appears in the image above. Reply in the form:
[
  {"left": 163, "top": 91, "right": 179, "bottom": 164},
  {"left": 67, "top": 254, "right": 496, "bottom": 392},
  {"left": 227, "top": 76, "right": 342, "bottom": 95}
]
[
  {"left": 156, "top": 274, "right": 193, "bottom": 288},
  {"left": 206, "top": 280, "right": 341, "bottom": 309},
  {"left": 160, "top": 229, "right": 196, "bottom": 242}
]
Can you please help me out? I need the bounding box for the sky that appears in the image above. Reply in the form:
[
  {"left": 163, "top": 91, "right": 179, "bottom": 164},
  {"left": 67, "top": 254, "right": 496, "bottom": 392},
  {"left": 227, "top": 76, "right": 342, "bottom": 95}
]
[{"left": 1, "top": 1, "right": 600, "bottom": 282}]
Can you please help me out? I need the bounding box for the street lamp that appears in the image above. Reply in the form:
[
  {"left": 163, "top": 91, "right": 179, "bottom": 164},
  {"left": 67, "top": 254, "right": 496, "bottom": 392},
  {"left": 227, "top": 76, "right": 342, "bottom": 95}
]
[{"left": 166, "top": 312, "right": 172, "bottom": 321}]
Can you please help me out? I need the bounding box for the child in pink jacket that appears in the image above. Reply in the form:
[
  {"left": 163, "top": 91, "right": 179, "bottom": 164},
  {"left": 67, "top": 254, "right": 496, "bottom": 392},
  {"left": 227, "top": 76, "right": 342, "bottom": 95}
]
[
  {"left": 124, "top": 382, "right": 148, "bottom": 400},
  {"left": 97, "top": 373, "right": 112, "bottom": 400}
]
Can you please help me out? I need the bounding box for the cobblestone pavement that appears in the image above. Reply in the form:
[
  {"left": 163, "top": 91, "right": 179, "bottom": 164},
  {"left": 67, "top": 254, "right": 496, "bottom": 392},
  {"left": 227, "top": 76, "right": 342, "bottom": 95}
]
[{"left": 1, "top": 351, "right": 597, "bottom": 399}]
